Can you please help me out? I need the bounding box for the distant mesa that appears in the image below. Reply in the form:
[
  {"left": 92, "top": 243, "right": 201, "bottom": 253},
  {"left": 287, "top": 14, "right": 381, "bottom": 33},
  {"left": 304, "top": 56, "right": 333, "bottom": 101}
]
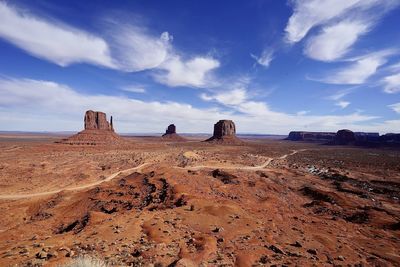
[
  {"left": 59, "top": 110, "right": 124, "bottom": 145},
  {"left": 287, "top": 129, "right": 400, "bottom": 147},
  {"left": 205, "top": 120, "right": 243, "bottom": 144},
  {"left": 286, "top": 131, "right": 336, "bottom": 142},
  {"left": 333, "top": 129, "right": 356, "bottom": 145},
  {"left": 161, "top": 124, "right": 186, "bottom": 141}
]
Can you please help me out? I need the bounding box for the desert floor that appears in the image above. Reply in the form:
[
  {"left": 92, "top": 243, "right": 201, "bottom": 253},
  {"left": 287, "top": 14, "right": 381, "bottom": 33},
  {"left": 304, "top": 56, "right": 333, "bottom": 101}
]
[{"left": 0, "top": 134, "right": 399, "bottom": 266}]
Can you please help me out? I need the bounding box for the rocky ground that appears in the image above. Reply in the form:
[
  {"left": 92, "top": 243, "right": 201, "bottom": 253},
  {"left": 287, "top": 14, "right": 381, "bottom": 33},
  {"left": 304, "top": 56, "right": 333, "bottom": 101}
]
[{"left": 0, "top": 134, "right": 399, "bottom": 266}]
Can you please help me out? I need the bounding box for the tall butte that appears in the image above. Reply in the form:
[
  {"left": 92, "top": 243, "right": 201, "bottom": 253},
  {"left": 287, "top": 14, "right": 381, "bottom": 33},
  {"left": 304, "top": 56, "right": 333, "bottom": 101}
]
[
  {"left": 60, "top": 110, "right": 123, "bottom": 145},
  {"left": 205, "top": 120, "right": 243, "bottom": 144},
  {"left": 161, "top": 124, "right": 186, "bottom": 141}
]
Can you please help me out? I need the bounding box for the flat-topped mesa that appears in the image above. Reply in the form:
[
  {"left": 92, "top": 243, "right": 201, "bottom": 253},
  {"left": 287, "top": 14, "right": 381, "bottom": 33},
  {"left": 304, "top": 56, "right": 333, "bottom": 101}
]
[
  {"left": 334, "top": 129, "right": 356, "bottom": 145},
  {"left": 84, "top": 110, "right": 113, "bottom": 131},
  {"left": 286, "top": 131, "right": 336, "bottom": 142},
  {"left": 162, "top": 124, "right": 186, "bottom": 141},
  {"left": 206, "top": 120, "right": 243, "bottom": 144},
  {"left": 59, "top": 110, "right": 123, "bottom": 145}
]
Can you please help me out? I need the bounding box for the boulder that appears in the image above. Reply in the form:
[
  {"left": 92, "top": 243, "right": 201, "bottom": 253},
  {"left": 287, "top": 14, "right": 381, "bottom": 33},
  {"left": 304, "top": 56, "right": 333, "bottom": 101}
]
[{"left": 206, "top": 120, "right": 243, "bottom": 144}]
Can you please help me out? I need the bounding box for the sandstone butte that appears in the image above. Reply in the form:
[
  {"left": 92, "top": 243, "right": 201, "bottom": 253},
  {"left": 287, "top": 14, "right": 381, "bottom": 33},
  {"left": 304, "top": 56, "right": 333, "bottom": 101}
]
[
  {"left": 59, "top": 110, "right": 124, "bottom": 145},
  {"left": 205, "top": 120, "right": 243, "bottom": 144},
  {"left": 161, "top": 124, "right": 186, "bottom": 141}
]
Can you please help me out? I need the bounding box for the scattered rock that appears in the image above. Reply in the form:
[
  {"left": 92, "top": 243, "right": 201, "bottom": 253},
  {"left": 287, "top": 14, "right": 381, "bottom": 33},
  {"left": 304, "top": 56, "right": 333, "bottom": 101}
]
[
  {"left": 307, "top": 249, "right": 317, "bottom": 255},
  {"left": 211, "top": 169, "right": 239, "bottom": 184},
  {"left": 35, "top": 250, "right": 48, "bottom": 259},
  {"left": 268, "top": 245, "right": 284, "bottom": 254}
]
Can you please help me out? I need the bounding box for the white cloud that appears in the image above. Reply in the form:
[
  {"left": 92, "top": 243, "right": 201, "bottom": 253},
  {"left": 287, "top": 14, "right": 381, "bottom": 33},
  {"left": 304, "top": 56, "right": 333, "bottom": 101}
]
[
  {"left": 297, "top": 110, "right": 309, "bottom": 116},
  {"left": 317, "top": 50, "right": 396, "bottom": 84},
  {"left": 201, "top": 88, "right": 247, "bottom": 106},
  {"left": 251, "top": 49, "right": 274, "bottom": 67},
  {"left": 0, "top": 77, "right": 387, "bottom": 134},
  {"left": 0, "top": 2, "right": 220, "bottom": 88},
  {"left": 328, "top": 87, "right": 355, "bottom": 101},
  {"left": 388, "top": 103, "right": 400, "bottom": 113},
  {"left": 155, "top": 56, "right": 220, "bottom": 87},
  {"left": 285, "top": 0, "right": 397, "bottom": 44},
  {"left": 336, "top": 101, "right": 350, "bottom": 109},
  {"left": 382, "top": 73, "right": 400, "bottom": 93},
  {"left": 305, "top": 19, "right": 370, "bottom": 61},
  {"left": 121, "top": 85, "right": 146, "bottom": 93},
  {"left": 0, "top": 2, "right": 115, "bottom": 68},
  {"left": 108, "top": 25, "right": 172, "bottom": 72}
]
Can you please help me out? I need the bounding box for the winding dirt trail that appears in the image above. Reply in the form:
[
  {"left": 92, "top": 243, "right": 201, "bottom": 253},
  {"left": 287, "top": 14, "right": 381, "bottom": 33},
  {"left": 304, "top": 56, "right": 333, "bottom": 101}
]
[
  {"left": 176, "top": 149, "right": 306, "bottom": 171},
  {"left": 0, "top": 162, "right": 150, "bottom": 200},
  {"left": 0, "top": 149, "right": 305, "bottom": 200}
]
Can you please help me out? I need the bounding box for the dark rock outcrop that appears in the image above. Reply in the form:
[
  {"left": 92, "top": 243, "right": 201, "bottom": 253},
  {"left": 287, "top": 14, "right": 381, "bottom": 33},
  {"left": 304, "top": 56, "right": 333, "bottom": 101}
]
[
  {"left": 380, "top": 133, "right": 400, "bottom": 143},
  {"left": 286, "top": 131, "right": 336, "bottom": 142},
  {"left": 206, "top": 120, "right": 243, "bottom": 144},
  {"left": 334, "top": 129, "right": 356, "bottom": 145},
  {"left": 287, "top": 129, "right": 400, "bottom": 148},
  {"left": 59, "top": 110, "right": 123, "bottom": 145},
  {"left": 162, "top": 124, "right": 186, "bottom": 141},
  {"left": 164, "top": 124, "right": 176, "bottom": 135}
]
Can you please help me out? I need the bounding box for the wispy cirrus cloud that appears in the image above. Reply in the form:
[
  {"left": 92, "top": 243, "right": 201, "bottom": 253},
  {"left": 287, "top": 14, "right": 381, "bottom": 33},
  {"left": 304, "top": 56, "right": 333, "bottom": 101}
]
[
  {"left": 285, "top": 0, "right": 398, "bottom": 43},
  {"left": 0, "top": 1, "right": 115, "bottom": 68},
  {"left": 251, "top": 48, "right": 274, "bottom": 68},
  {"left": 335, "top": 101, "right": 350, "bottom": 109},
  {"left": 388, "top": 103, "right": 400, "bottom": 113},
  {"left": 382, "top": 73, "right": 400, "bottom": 93},
  {"left": 285, "top": 0, "right": 399, "bottom": 61},
  {"left": 304, "top": 19, "right": 371, "bottom": 61},
  {"left": 120, "top": 85, "right": 146, "bottom": 94},
  {"left": 0, "top": 2, "right": 220, "bottom": 88},
  {"left": 313, "top": 49, "right": 397, "bottom": 84}
]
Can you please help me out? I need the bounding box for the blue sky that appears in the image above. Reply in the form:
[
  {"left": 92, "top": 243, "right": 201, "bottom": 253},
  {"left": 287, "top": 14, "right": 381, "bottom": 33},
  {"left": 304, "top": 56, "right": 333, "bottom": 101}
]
[{"left": 0, "top": 0, "right": 399, "bottom": 134}]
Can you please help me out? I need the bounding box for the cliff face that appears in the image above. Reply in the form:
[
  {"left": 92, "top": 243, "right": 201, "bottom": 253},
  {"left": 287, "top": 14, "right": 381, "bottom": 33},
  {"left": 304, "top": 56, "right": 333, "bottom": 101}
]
[
  {"left": 286, "top": 131, "right": 336, "bottom": 141},
  {"left": 212, "top": 120, "right": 236, "bottom": 138},
  {"left": 84, "top": 110, "right": 113, "bottom": 131},
  {"left": 206, "top": 120, "right": 243, "bottom": 144},
  {"left": 334, "top": 129, "right": 356, "bottom": 145}
]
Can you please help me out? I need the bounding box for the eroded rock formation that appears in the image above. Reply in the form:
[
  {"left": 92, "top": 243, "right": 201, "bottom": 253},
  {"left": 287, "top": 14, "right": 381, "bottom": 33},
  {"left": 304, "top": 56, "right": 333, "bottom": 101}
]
[
  {"left": 206, "top": 120, "right": 243, "bottom": 144},
  {"left": 84, "top": 110, "right": 113, "bottom": 131},
  {"left": 165, "top": 124, "right": 176, "bottom": 135},
  {"left": 162, "top": 124, "right": 186, "bottom": 141},
  {"left": 59, "top": 110, "right": 123, "bottom": 145}
]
